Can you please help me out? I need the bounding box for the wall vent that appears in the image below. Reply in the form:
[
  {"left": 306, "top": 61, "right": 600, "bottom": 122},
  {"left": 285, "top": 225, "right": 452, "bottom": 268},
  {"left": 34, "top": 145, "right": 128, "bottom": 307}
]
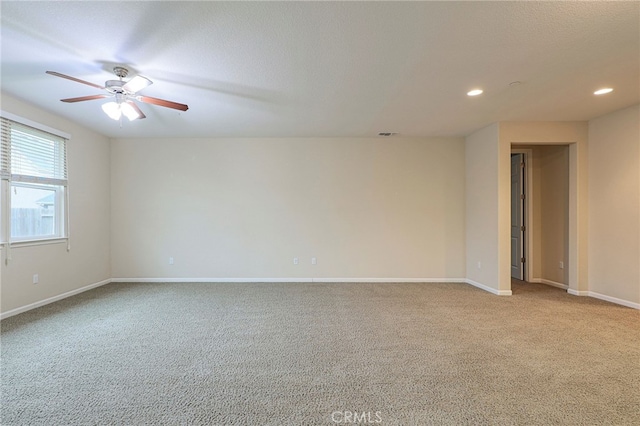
[{"left": 378, "top": 132, "right": 398, "bottom": 137}]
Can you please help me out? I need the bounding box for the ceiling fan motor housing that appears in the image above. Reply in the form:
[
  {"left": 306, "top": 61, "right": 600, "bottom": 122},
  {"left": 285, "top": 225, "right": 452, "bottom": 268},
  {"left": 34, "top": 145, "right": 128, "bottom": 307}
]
[
  {"left": 113, "top": 66, "right": 129, "bottom": 79},
  {"left": 105, "top": 80, "right": 126, "bottom": 94},
  {"left": 106, "top": 67, "right": 131, "bottom": 94}
]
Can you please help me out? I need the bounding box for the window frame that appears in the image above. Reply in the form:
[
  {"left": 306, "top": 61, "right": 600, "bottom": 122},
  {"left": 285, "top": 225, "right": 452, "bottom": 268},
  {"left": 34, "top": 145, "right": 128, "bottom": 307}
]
[
  {"left": 1, "top": 111, "right": 70, "bottom": 247},
  {"left": 9, "top": 181, "right": 66, "bottom": 243}
]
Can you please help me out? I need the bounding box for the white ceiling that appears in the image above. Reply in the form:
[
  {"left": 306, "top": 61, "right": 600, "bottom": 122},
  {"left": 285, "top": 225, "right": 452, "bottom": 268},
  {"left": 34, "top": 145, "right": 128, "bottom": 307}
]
[{"left": 1, "top": 1, "right": 638, "bottom": 139}]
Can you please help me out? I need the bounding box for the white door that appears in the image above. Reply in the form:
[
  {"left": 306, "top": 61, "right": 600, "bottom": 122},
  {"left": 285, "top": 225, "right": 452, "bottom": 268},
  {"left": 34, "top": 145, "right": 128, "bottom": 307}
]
[{"left": 511, "top": 154, "right": 525, "bottom": 280}]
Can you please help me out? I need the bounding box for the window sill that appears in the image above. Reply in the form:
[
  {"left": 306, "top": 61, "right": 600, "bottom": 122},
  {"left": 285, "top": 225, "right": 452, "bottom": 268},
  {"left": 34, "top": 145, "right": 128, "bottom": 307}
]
[{"left": 1, "top": 238, "right": 68, "bottom": 248}]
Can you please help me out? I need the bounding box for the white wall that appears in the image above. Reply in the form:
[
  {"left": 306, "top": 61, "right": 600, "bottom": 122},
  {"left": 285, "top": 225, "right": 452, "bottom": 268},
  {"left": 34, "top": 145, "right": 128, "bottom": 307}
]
[
  {"left": 588, "top": 104, "right": 640, "bottom": 304},
  {"left": 110, "top": 137, "right": 466, "bottom": 280},
  {"left": 0, "top": 93, "right": 111, "bottom": 314},
  {"left": 2, "top": 94, "right": 636, "bottom": 314},
  {"left": 466, "top": 122, "right": 588, "bottom": 296},
  {"left": 465, "top": 123, "right": 504, "bottom": 293},
  {"left": 537, "top": 146, "right": 569, "bottom": 285}
]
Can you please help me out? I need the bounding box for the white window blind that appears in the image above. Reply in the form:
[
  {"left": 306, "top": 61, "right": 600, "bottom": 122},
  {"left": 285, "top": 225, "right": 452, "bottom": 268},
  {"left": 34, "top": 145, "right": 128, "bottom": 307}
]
[
  {"left": 0, "top": 117, "right": 68, "bottom": 185},
  {"left": 0, "top": 118, "right": 9, "bottom": 181}
]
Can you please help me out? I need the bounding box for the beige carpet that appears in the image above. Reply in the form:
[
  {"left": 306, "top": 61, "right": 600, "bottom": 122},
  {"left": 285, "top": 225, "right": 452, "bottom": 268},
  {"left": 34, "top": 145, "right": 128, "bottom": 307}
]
[{"left": 1, "top": 281, "right": 639, "bottom": 425}]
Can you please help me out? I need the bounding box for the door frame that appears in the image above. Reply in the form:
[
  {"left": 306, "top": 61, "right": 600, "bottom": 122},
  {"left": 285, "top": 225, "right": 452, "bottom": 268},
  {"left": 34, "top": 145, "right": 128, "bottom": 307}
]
[
  {"left": 501, "top": 125, "right": 588, "bottom": 297},
  {"left": 511, "top": 148, "right": 533, "bottom": 283}
]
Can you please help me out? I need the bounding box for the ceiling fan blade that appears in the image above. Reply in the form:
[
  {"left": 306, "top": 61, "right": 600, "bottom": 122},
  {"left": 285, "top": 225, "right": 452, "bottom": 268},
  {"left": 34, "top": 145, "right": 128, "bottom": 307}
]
[
  {"left": 127, "top": 101, "right": 146, "bottom": 120},
  {"left": 122, "top": 75, "right": 152, "bottom": 93},
  {"left": 46, "top": 71, "right": 104, "bottom": 89},
  {"left": 137, "top": 95, "right": 189, "bottom": 111},
  {"left": 61, "top": 94, "right": 109, "bottom": 103}
]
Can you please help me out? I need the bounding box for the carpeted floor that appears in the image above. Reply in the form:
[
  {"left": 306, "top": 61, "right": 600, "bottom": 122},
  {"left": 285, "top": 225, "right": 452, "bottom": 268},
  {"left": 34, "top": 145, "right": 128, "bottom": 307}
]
[{"left": 1, "top": 281, "right": 639, "bottom": 425}]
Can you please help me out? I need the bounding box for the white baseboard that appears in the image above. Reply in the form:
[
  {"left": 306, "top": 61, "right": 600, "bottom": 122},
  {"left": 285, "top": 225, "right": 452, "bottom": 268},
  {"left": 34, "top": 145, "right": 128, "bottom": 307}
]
[
  {"left": 532, "top": 278, "right": 569, "bottom": 290},
  {"left": 589, "top": 292, "right": 640, "bottom": 309},
  {"left": 110, "top": 277, "right": 509, "bottom": 298},
  {"left": 18, "top": 276, "right": 603, "bottom": 320},
  {"left": 567, "top": 288, "right": 590, "bottom": 296},
  {"left": 111, "top": 277, "right": 466, "bottom": 284},
  {"left": 110, "top": 277, "right": 314, "bottom": 283},
  {"left": 568, "top": 289, "right": 640, "bottom": 310},
  {"left": 465, "top": 279, "right": 512, "bottom": 296},
  {"left": 311, "top": 277, "right": 467, "bottom": 283},
  {"left": 0, "top": 278, "right": 111, "bottom": 320}
]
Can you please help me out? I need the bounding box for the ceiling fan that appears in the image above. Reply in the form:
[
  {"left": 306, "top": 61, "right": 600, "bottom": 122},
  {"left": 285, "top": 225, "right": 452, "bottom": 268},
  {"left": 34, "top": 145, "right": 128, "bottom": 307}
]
[{"left": 46, "top": 66, "right": 189, "bottom": 121}]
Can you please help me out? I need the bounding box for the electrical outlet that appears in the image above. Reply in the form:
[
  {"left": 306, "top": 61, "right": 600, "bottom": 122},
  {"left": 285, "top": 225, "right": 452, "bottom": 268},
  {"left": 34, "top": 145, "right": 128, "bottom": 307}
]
[
  {"left": 33, "top": 274, "right": 39, "bottom": 284},
  {"left": 559, "top": 261, "right": 564, "bottom": 269},
  {"left": 293, "top": 257, "right": 299, "bottom": 265},
  {"left": 311, "top": 257, "right": 317, "bottom": 265},
  {"left": 169, "top": 257, "right": 174, "bottom": 265},
  {"left": 477, "top": 261, "right": 482, "bottom": 269}
]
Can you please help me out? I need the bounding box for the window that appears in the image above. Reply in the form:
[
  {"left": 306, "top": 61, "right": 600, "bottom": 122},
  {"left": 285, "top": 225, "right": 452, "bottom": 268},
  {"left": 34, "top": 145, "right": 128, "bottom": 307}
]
[{"left": 1, "top": 116, "right": 68, "bottom": 243}]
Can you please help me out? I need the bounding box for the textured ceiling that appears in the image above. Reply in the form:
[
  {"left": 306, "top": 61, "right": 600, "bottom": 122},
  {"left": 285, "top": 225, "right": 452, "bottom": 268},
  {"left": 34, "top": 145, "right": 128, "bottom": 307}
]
[{"left": 1, "top": 1, "right": 638, "bottom": 138}]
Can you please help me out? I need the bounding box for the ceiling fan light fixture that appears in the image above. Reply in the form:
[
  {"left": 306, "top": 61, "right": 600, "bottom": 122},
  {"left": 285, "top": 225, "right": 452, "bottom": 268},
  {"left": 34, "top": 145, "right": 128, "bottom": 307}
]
[
  {"left": 121, "top": 102, "right": 141, "bottom": 121},
  {"left": 102, "top": 101, "right": 122, "bottom": 120},
  {"left": 102, "top": 101, "right": 142, "bottom": 121}
]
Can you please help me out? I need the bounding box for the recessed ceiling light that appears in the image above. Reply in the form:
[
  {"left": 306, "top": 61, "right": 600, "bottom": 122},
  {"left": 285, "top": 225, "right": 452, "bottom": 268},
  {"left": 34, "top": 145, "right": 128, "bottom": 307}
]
[
  {"left": 594, "top": 88, "right": 613, "bottom": 95},
  {"left": 467, "top": 89, "right": 483, "bottom": 96}
]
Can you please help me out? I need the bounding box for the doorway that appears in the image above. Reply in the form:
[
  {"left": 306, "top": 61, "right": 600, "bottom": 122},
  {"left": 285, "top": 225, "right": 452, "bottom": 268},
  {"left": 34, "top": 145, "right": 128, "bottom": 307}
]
[{"left": 509, "top": 145, "right": 570, "bottom": 290}]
